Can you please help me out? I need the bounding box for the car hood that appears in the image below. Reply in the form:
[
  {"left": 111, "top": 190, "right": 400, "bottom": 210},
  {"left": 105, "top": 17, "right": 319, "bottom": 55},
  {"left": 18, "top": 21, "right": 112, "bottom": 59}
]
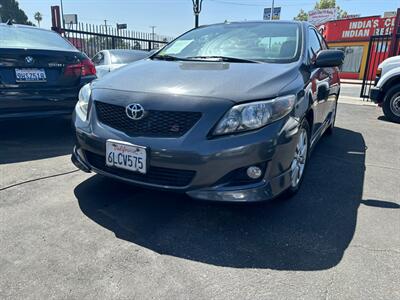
[
  {"left": 92, "top": 59, "right": 301, "bottom": 102},
  {"left": 379, "top": 55, "right": 400, "bottom": 76}
]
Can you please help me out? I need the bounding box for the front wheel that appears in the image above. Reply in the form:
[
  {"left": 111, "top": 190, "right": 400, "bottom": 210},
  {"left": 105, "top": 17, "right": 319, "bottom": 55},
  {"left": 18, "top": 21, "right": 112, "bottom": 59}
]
[
  {"left": 382, "top": 85, "right": 400, "bottom": 124},
  {"left": 285, "top": 119, "right": 310, "bottom": 197}
]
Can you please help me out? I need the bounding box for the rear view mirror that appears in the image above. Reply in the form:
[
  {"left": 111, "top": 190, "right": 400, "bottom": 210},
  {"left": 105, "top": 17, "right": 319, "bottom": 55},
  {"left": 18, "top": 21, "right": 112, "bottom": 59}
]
[{"left": 315, "top": 50, "right": 344, "bottom": 68}]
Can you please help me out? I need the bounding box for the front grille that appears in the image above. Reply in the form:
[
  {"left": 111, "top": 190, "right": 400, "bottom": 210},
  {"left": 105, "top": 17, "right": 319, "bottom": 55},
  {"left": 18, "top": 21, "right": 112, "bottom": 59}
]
[
  {"left": 85, "top": 151, "right": 196, "bottom": 187},
  {"left": 95, "top": 101, "right": 202, "bottom": 137}
]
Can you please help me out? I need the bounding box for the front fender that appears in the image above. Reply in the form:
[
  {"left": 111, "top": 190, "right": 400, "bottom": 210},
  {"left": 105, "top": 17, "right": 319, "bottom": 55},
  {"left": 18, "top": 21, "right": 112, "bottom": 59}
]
[{"left": 376, "top": 66, "right": 400, "bottom": 89}]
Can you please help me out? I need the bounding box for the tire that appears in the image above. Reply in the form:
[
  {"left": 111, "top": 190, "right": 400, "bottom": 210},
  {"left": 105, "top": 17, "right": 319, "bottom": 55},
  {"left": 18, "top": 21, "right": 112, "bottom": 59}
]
[
  {"left": 325, "top": 97, "right": 338, "bottom": 135},
  {"left": 382, "top": 85, "right": 400, "bottom": 124},
  {"left": 285, "top": 118, "right": 311, "bottom": 197}
]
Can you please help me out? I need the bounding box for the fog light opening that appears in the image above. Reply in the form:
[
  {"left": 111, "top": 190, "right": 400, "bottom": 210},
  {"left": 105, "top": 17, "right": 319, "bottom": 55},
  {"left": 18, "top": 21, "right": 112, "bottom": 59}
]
[{"left": 246, "top": 166, "right": 262, "bottom": 179}]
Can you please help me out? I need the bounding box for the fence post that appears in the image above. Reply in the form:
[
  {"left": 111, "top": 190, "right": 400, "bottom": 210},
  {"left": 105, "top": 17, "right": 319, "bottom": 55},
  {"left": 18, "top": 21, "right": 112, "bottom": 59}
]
[
  {"left": 360, "top": 36, "right": 374, "bottom": 98},
  {"left": 148, "top": 41, "right": 152, "bottom": 51},
  {"left": 389, "top": 8, "right": 400, "bottom": 57},
  {"left": 112, "top": 37, "right": 116, "bottom": 49}
]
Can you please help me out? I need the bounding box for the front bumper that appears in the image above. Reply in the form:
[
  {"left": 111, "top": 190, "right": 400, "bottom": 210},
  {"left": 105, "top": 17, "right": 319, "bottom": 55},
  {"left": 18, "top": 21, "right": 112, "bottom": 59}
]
[
  {"left": 72, "top": 117, "right": 300, "bottom": 202},
  {"left": 370, "top": 86, "right": 383, "bottom": 104},
  {"left": 72, "top": 89, "right": 301, "bottom": 202},
  {"left": 72, "top": 144, "right": 293, "bottom": 202}
]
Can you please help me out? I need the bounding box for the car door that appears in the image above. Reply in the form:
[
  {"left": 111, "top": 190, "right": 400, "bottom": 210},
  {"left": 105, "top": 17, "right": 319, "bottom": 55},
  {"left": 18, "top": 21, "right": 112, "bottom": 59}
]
[
  {"left": 317, "top": 31, "right": 340, "bottom": 121},
  {"left": 308, "top": 27, "right": 331, "bottom": 135}
]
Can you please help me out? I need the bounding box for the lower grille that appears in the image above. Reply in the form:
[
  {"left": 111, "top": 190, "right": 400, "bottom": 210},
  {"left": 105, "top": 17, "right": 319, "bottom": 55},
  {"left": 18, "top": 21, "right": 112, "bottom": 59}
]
[
  {"left": 84, "top": 151, "right": 196, "bottom": 187},
  {"left": 95, "top": 101, "right": 202, "bottom": 137}
]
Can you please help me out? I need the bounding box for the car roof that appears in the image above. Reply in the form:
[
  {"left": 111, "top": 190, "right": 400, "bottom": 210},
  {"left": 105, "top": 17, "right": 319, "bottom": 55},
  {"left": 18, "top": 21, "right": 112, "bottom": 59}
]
[
  {"left": 0, "top": 22, "right": 54, "bottom": 33},
  {"left": 107, "top": 49, "right": 148, "bottom": 53},
  {"left": 199, "top": 20, "right": 307, "bottom": 27}
]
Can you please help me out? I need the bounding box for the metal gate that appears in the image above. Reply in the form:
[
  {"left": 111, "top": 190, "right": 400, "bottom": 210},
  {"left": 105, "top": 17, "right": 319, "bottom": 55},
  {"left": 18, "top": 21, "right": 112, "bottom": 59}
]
[
  {"left": 61, "top": 23, "right": 172, "bottom": 58},
  {"left": 360, "top": 9, "right": 400, "bottom": 99},
  {"left": 50, "top": 6, "right": 172, "bottom": 58},
  {"left": 360, "top": 34, "right": 400, "bottom": 98}
]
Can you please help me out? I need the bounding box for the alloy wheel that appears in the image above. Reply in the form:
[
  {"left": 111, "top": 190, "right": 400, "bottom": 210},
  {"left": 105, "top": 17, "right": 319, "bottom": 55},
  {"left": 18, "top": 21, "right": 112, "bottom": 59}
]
[{"left": 290, "top": 128, "right": 308, "bottom": 188}]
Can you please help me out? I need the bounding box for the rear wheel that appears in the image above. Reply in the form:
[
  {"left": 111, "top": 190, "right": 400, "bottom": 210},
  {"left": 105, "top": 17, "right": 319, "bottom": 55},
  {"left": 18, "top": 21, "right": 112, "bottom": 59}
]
[
  {"left": 285, "top": 119, "right": 310, "bottom": 197},
  {"left": 382, "top": 85, "right": 400, "bottom": 124}
]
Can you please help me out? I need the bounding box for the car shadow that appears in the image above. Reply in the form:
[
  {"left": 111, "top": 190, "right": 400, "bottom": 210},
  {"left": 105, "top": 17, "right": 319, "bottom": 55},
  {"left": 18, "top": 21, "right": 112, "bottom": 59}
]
[
  {"left": 0, "top": 117, "right": 74, "bottom": 164},
  {"left": 74, "top": 127, "right": 373, "bottom": 270}
]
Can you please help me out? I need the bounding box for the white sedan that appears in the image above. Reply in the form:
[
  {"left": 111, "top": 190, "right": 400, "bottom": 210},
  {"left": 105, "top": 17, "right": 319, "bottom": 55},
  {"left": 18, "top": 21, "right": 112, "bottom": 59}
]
[{"left": 92, "top": 49, "right": 151, "bottom": 78}]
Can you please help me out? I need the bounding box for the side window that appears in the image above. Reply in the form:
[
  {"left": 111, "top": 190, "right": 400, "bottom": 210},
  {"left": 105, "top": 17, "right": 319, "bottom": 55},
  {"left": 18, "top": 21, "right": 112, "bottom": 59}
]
[
  {"left": 308, "top": 28, "right": 322, "bottom": 61},
  {"left": 92, "top": 52, "right": 105, "bottom": 66}
]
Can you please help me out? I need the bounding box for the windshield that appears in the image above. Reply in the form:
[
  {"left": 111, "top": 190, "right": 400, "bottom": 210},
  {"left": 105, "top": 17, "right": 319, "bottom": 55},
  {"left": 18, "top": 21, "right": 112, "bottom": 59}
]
[
  {"left": 110, "top": 51, "right": 149, "bottom": 64},
  {"left": 157, "top": 22, "right": 301, "bottom": 63},
  {"left": 0, "top": 26, "right": 77, "bottom": 51}
]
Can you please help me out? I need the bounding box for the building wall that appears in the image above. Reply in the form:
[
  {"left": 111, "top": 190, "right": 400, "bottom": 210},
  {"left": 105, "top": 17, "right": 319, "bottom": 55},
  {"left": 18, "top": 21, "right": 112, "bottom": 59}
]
[{"left": 320, "top": 15, "right": 396, "bottom": 80}]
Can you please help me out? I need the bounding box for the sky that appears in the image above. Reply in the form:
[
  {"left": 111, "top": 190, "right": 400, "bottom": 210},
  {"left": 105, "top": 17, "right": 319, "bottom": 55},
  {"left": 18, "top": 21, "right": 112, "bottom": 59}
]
[{"left": 17, "top": 0, "right": 400, "bottom": 37}]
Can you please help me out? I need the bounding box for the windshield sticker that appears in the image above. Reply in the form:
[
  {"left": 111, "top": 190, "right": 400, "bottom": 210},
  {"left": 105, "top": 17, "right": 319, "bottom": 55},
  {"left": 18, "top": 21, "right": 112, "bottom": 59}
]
[{"left": 164, "top": 40, "right": 193, "bottom": 54}]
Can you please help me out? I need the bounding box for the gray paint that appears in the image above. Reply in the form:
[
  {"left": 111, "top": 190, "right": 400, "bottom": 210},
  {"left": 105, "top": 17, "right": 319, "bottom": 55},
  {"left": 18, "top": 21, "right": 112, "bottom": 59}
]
[{"left": 73, "top": 21, "right": 341, "bottom": 202}]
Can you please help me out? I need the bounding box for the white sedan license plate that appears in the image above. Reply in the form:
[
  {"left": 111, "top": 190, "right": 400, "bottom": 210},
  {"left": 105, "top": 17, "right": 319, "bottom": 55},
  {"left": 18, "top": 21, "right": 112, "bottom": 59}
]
[
  {"left": 106, "top": 140, "right": 147, "bottom": 174},
  {"left": 15, "top": 68, "right": 47, "bottom": 82}
]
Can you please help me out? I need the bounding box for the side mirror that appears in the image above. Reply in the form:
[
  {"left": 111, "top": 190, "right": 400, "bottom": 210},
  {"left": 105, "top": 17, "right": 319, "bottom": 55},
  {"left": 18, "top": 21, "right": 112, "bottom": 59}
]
[{"left": 315, "top": 50, "right": 344, "bottom": 68}]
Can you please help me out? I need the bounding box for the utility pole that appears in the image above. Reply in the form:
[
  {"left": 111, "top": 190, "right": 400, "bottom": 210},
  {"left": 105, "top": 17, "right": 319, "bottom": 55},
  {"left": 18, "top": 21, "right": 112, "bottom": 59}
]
[
  {"left": 150, "top": 25, "right": 156, "bottom": 40},
  {"left": 270, "top": 0, "right": 275, "bottom": 20},
  {"left": 192, "top": 0, "right": 204, "bottom": 28},
  {"left": 103, "top": 19, "right": 112, "bottom": 34}
]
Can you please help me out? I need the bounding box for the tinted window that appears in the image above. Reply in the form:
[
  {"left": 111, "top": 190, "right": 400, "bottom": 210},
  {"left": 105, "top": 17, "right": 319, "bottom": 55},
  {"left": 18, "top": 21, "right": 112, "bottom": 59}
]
[
  {"left": 110, "top": 51, "right": 149, "bottom": 64},
  {"left": 92, "top": 52, "right": 105, "bottom": 66},
  {"left": 0, "top": 26, "right": 77, "bottom": 51},
  {"left": 158, "top": 22, "right": 301, "bottom": 63},
  {"left": 308, "top": 28, "right": 322, "bottom": 60}
]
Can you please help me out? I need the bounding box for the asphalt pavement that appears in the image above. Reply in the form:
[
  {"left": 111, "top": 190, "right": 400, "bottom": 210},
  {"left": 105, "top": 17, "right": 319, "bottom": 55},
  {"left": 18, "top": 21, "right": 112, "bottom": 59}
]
[
  {"left": 0, "top": 89, "right": 399, "bottom": 299},
  {"left": 340, "top": 83, "right": 362, "bottom": 99}
]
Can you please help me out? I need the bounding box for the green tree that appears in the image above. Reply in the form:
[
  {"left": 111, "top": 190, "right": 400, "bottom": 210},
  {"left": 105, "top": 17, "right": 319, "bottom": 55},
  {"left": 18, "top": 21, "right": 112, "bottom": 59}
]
[
  {"left": 294, "top": 0, "right": 348, "bottom": 21},
  {"left": 34, "top": 11, "right": 42, "bottom": 27},
  {"left": 0, "top": 0, "right": 34, "bottom": 25},
  {"left": 294, "top": 9, "right": 308, "bottom": 21}
]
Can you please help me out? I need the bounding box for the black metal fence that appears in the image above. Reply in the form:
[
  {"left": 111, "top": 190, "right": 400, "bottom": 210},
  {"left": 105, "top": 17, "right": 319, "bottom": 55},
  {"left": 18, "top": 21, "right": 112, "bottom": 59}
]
[
  {"left": 60, "top": 22, "right": 173, "bottom": 58},
  {"left": 360, "top": 34, "right": 400, "bottom": 99}
]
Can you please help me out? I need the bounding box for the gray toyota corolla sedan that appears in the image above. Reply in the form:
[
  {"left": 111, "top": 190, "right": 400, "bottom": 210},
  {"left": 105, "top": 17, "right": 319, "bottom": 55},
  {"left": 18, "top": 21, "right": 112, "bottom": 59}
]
[{"left": 71, "top": 21, "right": 344, "bottom": 202}]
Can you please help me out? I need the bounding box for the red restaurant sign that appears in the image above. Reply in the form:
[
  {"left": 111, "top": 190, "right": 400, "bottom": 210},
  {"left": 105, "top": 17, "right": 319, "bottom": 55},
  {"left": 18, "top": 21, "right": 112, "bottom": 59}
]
[{"left": 321, "top": 16, "right": 396, "bottom": 42}]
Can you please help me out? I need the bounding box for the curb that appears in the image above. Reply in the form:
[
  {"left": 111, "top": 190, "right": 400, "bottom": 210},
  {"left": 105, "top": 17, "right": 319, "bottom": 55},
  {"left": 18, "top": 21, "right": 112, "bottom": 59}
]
[{"left": 338, "top": 96, "right": 377, "bottom": 106}]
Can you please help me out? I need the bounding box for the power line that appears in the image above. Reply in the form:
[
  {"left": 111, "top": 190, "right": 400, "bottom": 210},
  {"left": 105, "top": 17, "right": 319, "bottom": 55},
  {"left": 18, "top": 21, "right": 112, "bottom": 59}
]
[{"left": 209, "top": 0, "right": 399, "bottom": 7}]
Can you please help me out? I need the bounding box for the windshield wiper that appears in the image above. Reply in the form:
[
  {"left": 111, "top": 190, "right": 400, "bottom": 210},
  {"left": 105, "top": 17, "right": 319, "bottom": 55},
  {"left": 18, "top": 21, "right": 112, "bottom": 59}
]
[
  {"left": 151, "top": 54, "right": 190, "bottom": 61},
  {"left": 185, "top": 56, "right": 261, "bottom": 63}
]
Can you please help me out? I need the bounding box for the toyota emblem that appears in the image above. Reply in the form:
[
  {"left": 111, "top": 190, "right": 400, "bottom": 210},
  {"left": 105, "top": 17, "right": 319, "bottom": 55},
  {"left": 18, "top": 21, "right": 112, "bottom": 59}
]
[
  {"left": 125, "top": 103, "right": 145, "bottom": 120},
  {"left": 25, "top": 56, "right": 34, "bottom": 64}
]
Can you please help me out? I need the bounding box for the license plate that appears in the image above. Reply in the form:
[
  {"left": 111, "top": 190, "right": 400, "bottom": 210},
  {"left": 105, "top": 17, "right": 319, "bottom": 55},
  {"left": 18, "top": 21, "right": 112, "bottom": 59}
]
[
  {"left": 106, "top": 140, "right": 147, "bottom": 174},
  {"left": 15, "top": 68, "right": 47, "bottom": 82}
]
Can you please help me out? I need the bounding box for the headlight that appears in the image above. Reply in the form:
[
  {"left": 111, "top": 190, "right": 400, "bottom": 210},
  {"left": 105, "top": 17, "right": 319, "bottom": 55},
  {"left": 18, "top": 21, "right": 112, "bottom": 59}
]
[
  {"left": 76, "top": 83, "right": 92, "bottom": 121},
  {"left": 213, "top": 95, "right": 296, "bottom": 136}
]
